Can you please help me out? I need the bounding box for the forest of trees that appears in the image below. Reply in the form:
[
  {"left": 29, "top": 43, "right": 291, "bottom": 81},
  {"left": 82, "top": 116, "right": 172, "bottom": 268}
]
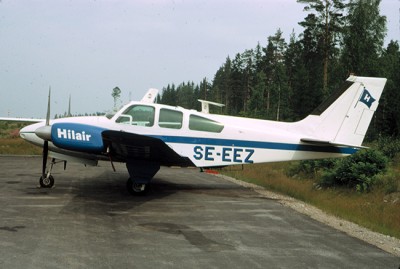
[{"left": 158, "top": 0, "right": 400, "bottom": 140}]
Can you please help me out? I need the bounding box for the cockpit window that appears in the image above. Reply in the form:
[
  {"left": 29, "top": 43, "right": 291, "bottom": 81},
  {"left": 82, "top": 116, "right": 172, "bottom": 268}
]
[
  {"left": 189, "top": 115, "right": 224, "bottom": 133},
  {"left": 158, "top": 108, "right": 183, "bottom": 129},
  {"left": 116, "top": 105, "right": 155, "bottom": 127}
]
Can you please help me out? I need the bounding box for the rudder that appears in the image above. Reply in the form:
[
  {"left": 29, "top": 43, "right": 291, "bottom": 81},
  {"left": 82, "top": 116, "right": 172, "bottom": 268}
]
[{"left": 333, "top": 76, "right": 386, "bottom": 146}]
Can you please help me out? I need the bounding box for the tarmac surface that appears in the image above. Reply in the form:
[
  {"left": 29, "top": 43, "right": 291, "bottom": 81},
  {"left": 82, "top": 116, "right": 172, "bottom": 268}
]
[{"left": 0, "top": 156, "right": 399, "bottom": 269}]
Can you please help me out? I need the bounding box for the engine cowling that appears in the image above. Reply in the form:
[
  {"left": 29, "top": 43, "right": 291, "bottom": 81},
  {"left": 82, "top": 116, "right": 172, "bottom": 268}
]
[{"left": 51, "top": 123, "right": 106, "bottom": 153}]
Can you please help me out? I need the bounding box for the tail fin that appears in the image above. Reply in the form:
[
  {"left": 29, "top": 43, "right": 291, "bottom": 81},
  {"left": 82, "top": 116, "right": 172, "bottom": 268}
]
[
  {"left": 141, "top": 88, "right": 159, "bottom": 104},
  {"left": 300, "top": 76, "right": 386, "bottom": 148}
]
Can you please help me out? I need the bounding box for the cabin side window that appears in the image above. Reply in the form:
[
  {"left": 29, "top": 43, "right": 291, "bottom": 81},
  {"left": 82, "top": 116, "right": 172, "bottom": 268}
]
[
  {"left": 158, "top": 108, "right": 183, "bottom": 129},
  {"left": 189, "top": 115, "right": 224, "bottom": 133},
  {"left": 116, "top": 105, "right": 155, "bottom": 127}
]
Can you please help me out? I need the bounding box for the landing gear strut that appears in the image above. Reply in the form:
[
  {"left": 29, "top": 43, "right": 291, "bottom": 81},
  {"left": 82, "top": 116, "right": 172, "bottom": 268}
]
[
  {"left": 39, "top": 158, "right": 56, "bottom": 188},
  {"left": 39, "top": 158, "right": 67, "bottom": 188}
]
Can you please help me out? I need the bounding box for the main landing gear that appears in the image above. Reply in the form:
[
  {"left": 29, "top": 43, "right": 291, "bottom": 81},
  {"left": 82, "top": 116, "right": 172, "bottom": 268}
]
[
  {"left": 126, "top": 160, "right": 160, "bottom": 196},
  {"left": 126, "top": 178, "right": 149, "bottom": 195}
]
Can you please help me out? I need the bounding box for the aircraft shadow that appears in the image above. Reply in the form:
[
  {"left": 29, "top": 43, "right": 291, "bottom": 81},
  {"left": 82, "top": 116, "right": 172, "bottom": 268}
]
[{"left": 50, "top": 169, "right": 254, "bottom": 217}]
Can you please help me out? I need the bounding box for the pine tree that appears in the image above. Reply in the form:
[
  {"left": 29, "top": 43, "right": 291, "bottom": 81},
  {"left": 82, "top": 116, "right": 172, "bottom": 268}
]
[
  {"left": 341, "top": 0, "right": 386, "bottom": 76},
  {"left": 247, "top": 72, "right": 266, "bottom": 118},
  {"left": 297, "top": 0, "right": 347, "bottom": 96},
  {"left": 374, "top": 41, "right": 400, "bottom": 136}
]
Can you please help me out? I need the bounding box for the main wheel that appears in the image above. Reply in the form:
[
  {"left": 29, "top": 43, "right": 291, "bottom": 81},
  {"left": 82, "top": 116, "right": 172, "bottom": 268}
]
[
  {"left": 39, "top": 175, "right": 54, "bottom": 188},
  {"left": 126, "top": 178, "right": 149, "bottom": 196}
]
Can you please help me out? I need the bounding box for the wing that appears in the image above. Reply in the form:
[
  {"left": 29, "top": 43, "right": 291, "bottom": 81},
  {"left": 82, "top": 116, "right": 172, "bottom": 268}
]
[
  {"left": 102, "top": 130, "right": 193, "bottom": 167},
  {"left": 0, "top": 117, "right": 44, "bottom": 122}
]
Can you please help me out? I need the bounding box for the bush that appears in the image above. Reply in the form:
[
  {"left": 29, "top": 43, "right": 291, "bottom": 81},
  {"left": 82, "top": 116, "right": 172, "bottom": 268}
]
[
  {"left": 372, "top": 137, "right": 400, "bottom": 159},
  {"left": 319, "top": 149, "right": 388, "bottom": 192},
  {"left": 286, "top": 159, "right": 337, "bottom": 179},
  {"left": 375, "top": 171, "right": 400, "bottom": 194}
]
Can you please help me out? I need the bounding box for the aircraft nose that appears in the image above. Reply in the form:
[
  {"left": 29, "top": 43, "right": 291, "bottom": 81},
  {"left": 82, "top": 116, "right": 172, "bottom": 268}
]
[
  {"left": 19, "top": 126, "right": 26, "bottom": 135},
  {"left": 35, "top": 125, "right": 52, "bottom": 141},
  {"left": 19, "top": 124, "right": 38, "bottom": 140}
]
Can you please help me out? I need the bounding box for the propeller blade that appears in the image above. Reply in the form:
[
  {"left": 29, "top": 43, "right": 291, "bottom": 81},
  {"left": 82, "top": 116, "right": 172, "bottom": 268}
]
[
  {"left": 46, "top": 87, "right": 51, "bottom": 126},
  {"left": 42, "top": 87, "right": 51, "bottom": 178},
  {"left": 42, "top": 141, "right": 48, "bottom": 178},
  {"left": 68, "top": 94, "right": 71, "bottom": 117}
]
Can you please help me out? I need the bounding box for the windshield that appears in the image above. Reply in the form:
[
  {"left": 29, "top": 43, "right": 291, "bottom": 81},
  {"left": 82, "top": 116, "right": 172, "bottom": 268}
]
[{"left": 116, "top": 105, "right": 155, "bottom": 127}]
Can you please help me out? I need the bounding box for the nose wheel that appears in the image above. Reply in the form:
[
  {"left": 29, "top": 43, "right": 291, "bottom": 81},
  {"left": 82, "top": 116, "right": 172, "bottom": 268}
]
[
  {"left": 39, "top": 158, "right": 59, "bottom": 188},
  {"left": 39, "top": 175, "right": 55, "bottom": 188}
]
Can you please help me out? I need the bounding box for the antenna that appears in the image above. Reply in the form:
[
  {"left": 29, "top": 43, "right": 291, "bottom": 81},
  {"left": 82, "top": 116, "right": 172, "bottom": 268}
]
[
  {"left": 46, "top": 87, "right": 51, "bottom": 126},
  {"left": 68, "top": 94, "right": 72, "bottom": 117}
]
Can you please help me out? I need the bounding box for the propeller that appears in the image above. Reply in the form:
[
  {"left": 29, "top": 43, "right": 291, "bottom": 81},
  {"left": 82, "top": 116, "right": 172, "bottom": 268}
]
[{"left": 41, "top": 87, "right": 51, "bottom": 180}]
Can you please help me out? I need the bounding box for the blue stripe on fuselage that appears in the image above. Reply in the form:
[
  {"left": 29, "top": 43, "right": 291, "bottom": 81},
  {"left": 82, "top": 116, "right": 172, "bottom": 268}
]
[{"left": 150, "top": 135, "right": 358, "bottom": 154}]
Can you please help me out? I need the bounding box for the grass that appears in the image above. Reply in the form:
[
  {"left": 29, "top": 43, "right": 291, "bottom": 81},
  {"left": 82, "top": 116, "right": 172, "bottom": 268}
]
[
  {"left": 222, "top": 162, "right": 400, "bottom": 239},
  {"left": 0, "top": 121, "right": 30, "bottom": 138},
  {"left": 0, "top": 121, "right": 42, "bottom": 155},
  {"left": 0, "top": 137, "right": 42, "bottom": 155}
]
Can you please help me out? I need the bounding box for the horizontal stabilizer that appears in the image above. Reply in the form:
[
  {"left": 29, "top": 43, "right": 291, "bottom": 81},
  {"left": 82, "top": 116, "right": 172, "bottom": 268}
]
[{"left": 300, "top": 138, "right": 367, "bottom": 149}]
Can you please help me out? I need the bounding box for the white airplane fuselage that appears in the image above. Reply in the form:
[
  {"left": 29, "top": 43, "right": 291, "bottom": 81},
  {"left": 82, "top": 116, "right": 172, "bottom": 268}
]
[
  {"left": 20, "top": 101, "right": 354, "bottom": 168},
  {"left": 16, "top": 76, "right": 387, "bottom": 194}
]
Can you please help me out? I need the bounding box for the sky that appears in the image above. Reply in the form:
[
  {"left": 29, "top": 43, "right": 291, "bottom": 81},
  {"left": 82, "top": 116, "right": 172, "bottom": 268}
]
[{"left": 0, "top": 0, "right": 399, "bottom": 118}]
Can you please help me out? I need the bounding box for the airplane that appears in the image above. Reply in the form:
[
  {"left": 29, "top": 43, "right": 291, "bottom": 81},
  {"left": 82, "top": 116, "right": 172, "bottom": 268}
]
[{"left": 9, "top": 75, "right": 386, "bottom": 195}]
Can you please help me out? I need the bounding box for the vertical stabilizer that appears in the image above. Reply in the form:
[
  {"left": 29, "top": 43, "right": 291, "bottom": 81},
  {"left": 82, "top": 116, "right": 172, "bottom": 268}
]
[
  {"left": 141, "top": 88, "right": 159, "bottom": 104},
  {"left": 300, "top": 76, "right": 386, "bottom": 147}
]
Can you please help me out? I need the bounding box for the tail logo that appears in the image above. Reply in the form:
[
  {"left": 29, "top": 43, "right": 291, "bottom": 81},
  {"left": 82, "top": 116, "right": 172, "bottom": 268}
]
[{"left": 358, "top": 88, "right": 376, "bottom": 109}]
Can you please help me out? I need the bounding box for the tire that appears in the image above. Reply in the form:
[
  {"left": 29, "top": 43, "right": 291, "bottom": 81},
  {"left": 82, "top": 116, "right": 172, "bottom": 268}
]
[
  {"left": 126, "top": 178, "right": 149, "bottom": 196},
  {"left": 39, "top": 175, "right": 54, "bottom": 188}
]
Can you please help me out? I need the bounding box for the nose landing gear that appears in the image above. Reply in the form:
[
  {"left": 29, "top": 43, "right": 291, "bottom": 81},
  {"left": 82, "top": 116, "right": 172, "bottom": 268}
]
[
  {"left": 38, "top": 158, "right": 66, "bottom": 188},
  {"left": 39, "top": 158, "right": 56, "bottom": 188}
]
